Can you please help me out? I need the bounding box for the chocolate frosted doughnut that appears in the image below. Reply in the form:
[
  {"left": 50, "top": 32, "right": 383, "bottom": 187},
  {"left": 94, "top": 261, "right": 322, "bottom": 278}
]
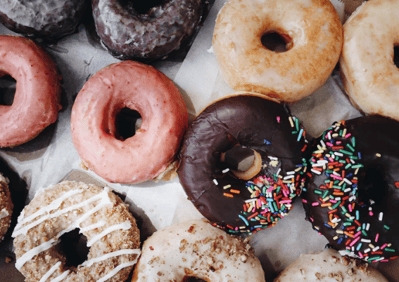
[
  {"left": 178, "top": 94, "right": 309, "bottom": 234},
  {"left": 303, "top": 116, "right": 399, "bottom": 262},
  {"left": 0, "top": 0, "right": 88, "bottom": 39},
  {"left": 92, "top": 0, "right": 204, "bottom": 60}
]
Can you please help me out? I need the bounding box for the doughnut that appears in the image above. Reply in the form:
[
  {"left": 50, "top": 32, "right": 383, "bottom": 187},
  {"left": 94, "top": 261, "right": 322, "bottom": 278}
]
[
  {"left": 178, "top": 94, "right": 308, "bottom": 234},
  {"left": 71, "top": 61, "right": 188, "bottom": 183},
  {"left": 212, "top": 0, "right": 343, "bottom": 103},
  {"left": 274, "top": 248, "right": 388, "bottom": 282},
  {"left": 0, "top": 173, "right": 12, "bottom": 241},
  {"left": 339, "top": 0, "right": 399, "bottom": 121},
  {"left": 92, "top": 0, "right": 204, "bottom": 60},
  {"left": 303, "top": 116, "right": 399, "bottom": 262},
  {"left": 132, "top": 219, "right": 266, "bottom": 281},
  {"left": 0, "top": 0, "right": 88, "bottom": 39},
  {"left": 12, "top": 181, "right": 141, "bottom": 282},
  {"left": 0, "top": 35, "right": 62, "bottom": 147}
]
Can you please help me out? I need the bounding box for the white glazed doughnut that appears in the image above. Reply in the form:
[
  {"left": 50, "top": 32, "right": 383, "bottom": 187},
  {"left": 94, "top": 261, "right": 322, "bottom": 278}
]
[
  {"left": 212, "top": 0, "right": 343, "bottom": 103},
  {"left": 340, "top": 0, "right": 399, "bottom": 120},
  {"left": 274, "top": 248, "right": 388, "bottom": 282},
  {"left": 131, "top": 219, "right": 266, "bottom": 281}
]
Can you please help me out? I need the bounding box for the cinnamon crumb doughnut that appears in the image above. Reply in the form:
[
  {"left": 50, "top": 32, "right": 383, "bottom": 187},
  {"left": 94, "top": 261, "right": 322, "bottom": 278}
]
[
  {"left": 0, "top": 173, "right": 12, "bottom": 242},
  {"left": 132, "top": 219, "right": 266, "bottom": 281},
  {"left": 13, "top": 181, "right": 140, "bottom": 282}
]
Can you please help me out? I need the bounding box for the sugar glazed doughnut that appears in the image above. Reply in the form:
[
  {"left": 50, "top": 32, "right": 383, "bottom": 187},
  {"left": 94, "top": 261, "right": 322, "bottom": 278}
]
[
  {"left": 92, "top": 0, "right": 204, "bottom": 60},
  {"left": 178, "top": 94, "right": 308, "bottom": 234},
  {"left": 303, "top": 116, "right": 399, "bottom": 262},
  {"left": 274, "top": 248, "right": 389, "bottom": 282},
  {"left": 0, "top": 35, "right": 61, "bottom": 147},
  {"left": 340, "top": 0, "right": 399, "bottom": 121},
  {"left": 71, "top": 61, "right": 188, "bottom": 183},
  {"left": 0, "top": 173, "right": 12, "bottom": 241},
  {"left": 13, "top": 181, "right": 140, "bottom": 282},
  {"left": 0, "top": 0, "right": 88, "bottom": 39},
  {"left": 132, "top": 219, "right": 266, "bottom": 281},
  {"left": 213, "top": 0, "right": 343, "bottom": 102}
]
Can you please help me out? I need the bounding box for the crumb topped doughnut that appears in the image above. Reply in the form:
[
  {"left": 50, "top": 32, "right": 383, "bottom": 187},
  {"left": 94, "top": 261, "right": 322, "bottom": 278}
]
[
  {"left": 132, "top": 219, "right": 266, "bottom": 281},
  {"left": 0, "top": 173, "right": 12, "bottom": 241},
  {"left": 178, "top": 94, "right": 308, "bottom": 234},
  {"left": 340, "top": 0, "right": 399, "bottom": 121},
  {"left": 212, "top": 0, "right": 343, "bottom": 102},
  {"left": 13, "top": 181, "right": 140, "bottom": 282},
  {"left": 274, "top": 248, "right": 389, "bottom": 282},
  {"left": 0, "top": 35, "right": 62, "bottom": 147},
  {"left": 303, "top": 116, "right": 399, "bottom": 262},
  {"left": 71, "top": 61, "right": 188, "bottom": 184}
]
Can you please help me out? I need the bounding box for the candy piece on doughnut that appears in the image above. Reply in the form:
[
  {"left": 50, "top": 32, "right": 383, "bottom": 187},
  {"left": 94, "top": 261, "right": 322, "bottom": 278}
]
[
  {"left": 178, "top": 94, "right": 308, "bottom": 234},
  {"left": 0, "top": 0, "right": 88, "bottom": 39},
  {"left": 0, "top": 173, "right": 12, "bottom": 241},
  {"left": 13, "top": 181, "right": 140, "bottom": 282},
  {"left": 340, "top": 0, "right": 399, "bottom": 121},
  {"left": 92, "top": 0, "right": 204, "bottom": 60},
  {"left": 71, "top": 61, "right": 188, "bottom": 184},
  {"left": 0, "top": 35, "right": 62, "bottom": 147},
  {"left": 212, "top": 0, "right": 343, "bottom": 103},
  {"left": 274, "top": 248, "right": 389, "bottom": 282},
  {"left": 303, "top": 116, "right": 399, "bottom": 262},
  {"left": 131, "top": 219, "right": 266, "bottom": 281}
]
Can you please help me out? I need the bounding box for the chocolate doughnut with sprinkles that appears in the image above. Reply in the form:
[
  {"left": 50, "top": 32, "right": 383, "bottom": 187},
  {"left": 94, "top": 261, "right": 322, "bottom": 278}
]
[
  {"left": 303, "top": 115, "right": 399, "bottom": 263},
  {"left": 178, "top": 94, "right": 309, "bottom": 234}
]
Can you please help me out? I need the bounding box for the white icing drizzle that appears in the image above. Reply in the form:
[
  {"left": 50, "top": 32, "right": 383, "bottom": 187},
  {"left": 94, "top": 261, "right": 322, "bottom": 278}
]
[
  {"left": 80, "top": 220, "right": 106, "bottom": 233},
  {"left": 51, "top": 270, "right": 70, "bottom": 282},
  {"left": 87, "top": 221, "right": 132, "bottom": 247},
  {"left": 0, "top": 208, "right": 9, "bottom": 220},
  {"left": 39, "top": 261, "right": 61, "bottom": 282},
  {"left": 82, "top": 249, "right": 141, "bottom": 267},
  {"left": 97, "top": 261, "right": 136, "bottom": 282},
  {"left": 15, "top": 238, "right": 58, "bottom": 270}
]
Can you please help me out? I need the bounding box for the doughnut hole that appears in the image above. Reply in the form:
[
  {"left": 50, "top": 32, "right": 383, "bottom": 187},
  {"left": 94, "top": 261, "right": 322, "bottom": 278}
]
[
  {"left": 261, "top": 31, "right": 292, "bottom": 53},
  {"left": 56, "top": 228, "right": 90, "bottom": 268},
  {"left": 120, "top": 0, "right": 169, "bottom": 15},
  {"left": 115, "top": 107, "right": 142, "bottom": 141},
  {"left": 0, "top": 74, "right": 16, "bottom": 106},
  {"left": 394, "top": 45, "right": 399, "bottom": 68}
]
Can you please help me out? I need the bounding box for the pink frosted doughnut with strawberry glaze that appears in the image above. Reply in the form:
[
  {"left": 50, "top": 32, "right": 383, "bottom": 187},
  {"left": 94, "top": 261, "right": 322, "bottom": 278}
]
[
  {"left": 71, "top": 61, "right": 188, "bottom": 184},
  {"left": 0, "top": 35, "right": 62, "bottom": 147}
]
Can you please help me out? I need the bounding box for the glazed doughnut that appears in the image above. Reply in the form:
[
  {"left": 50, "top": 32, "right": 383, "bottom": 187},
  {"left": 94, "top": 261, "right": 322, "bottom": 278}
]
[
  {"left": 12, "top": 181, "right": 140, "bottom": 282},
  {"left": 132, "top": 219, "right": 266, "bottom": 281},
  {"left": 0, "top": 173, "right": 12, "bottom": 241},
  {"left": 0, "top": 35, "right": 62, "bottom": 147},
  {"left": 92, "top": 0, "right": 204, "bottom": 60},
  {"left": 212, "top": 0, "right": 343, "bottom": 103},
  {"left": 0, "top": 0, "right": 88, "bottom": 39},
  {"left": 71, "top": 61, "right": 188, "bottom": 183},
  {"left": 303, "top": 116, "right": 399, "bottom": 262},
  {"left": 178, "top": 94, "right": 308, "bottom": 234},
  {"left": 274, "top": 248, "right": 388, "bottom": 282},
  {"left": 339, "top": 0, "right": 399, "bottom": 121}
]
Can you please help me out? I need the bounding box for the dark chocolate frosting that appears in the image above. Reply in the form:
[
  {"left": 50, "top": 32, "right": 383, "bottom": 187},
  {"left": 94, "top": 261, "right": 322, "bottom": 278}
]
[
  {"left": 303, "top": 115, "right": 399, "bottom": 262},
  {"left": 178, "top": 95, "right": 308, "bottom": 234},
  {"left": 92, "top": 0, "right": 204, "bottom": 60},
  {"left": 0, "top": 0, "right": 88, "bottom": 40}
]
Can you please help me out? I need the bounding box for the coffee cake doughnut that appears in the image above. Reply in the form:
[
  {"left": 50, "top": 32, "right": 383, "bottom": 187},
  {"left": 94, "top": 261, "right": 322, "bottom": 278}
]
[{"left": 0, "top": 173, "right": 12, "bottom": 242}]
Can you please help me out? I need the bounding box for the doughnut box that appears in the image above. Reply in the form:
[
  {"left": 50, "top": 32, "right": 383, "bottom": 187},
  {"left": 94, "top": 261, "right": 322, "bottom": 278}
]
[{"left": 0, "top": 0, "right": 398, "bottom": 281}]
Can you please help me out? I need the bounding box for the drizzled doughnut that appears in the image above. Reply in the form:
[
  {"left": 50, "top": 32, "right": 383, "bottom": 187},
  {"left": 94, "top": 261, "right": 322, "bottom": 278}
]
[
  {"left": 13, "top": 181, "right": 140, "bottom": 282},
  {"left": 178, "top": 94, "right": 308, "bottom": 234},
  {"left": 132, "top": 219, "right": 266, "bottom": 281},
  {"left": 0, "top": 173, "right": 12, "bottom": 241},
  {"left": 303, "top": 116, "right": 399, "bottom": 262}
]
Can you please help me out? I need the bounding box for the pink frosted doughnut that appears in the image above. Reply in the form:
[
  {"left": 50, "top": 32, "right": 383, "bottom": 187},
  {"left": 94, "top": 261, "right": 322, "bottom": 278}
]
[
  {"left": 0, "top": 35, "right": 62, "bottom": 147},
  {"left": 71, "top": 61, "right": 188, "bottom": 184}
]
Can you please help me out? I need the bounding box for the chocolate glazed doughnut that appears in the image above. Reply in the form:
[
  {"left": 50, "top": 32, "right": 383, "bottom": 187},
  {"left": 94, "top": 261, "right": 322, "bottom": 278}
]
[
  {"left": 91, "top": 0, "right": 204, "bottom": 60},
  {"left": 303, "top": 116, "right": 399, "bottom": 262},
  {"left": 178, "top": 94, "right": 309, "bottom": 234},
  {"left": 0, "top": 0, "right": 88, "bottom": 39}
]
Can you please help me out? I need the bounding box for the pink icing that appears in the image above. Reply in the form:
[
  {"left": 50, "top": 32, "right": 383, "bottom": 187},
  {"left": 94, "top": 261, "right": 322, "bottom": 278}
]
[
  {"left": 0, "top": 35, "right": 62, "bottom": 147},
  {"left": 71, "top": 61, "right": 188, "bottom": 183}
]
